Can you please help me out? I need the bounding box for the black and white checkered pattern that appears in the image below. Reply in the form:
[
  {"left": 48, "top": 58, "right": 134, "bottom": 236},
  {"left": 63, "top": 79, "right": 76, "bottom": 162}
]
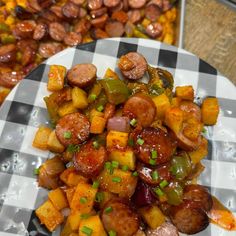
[{"left": 0, "top": 38, "right": 235, "bottom": 236}]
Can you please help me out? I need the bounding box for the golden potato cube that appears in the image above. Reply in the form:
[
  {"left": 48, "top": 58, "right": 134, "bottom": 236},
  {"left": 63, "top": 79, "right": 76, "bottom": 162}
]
[
  {"left": 32, "top": 126, "right": 52, "bottom": 150},
  {"left": 90, "top": 116, "right": 106, "bottom": 134},
  {"left": 98, "top": 191, "right": 116, "bottom": 209},
  {"left": 152, "top": 93, "right": 171, "bottom": 120},
  {"left": 58, "top": 101, "right": 77, "bottom": 117},
  {"left": 103, "top": 68, "right": 119, "bottom": 80},
  {"left": 67, "top": 211, "right": 82, "bottom": 231},
  {"left": 106, "top": 130, "right": 128, "bottom": 148},
  {"left": 47, "top": 65, "right": 66, "bottom": 91},
  {"left": 201, "top": 97, "right": 219, "bottom": 125},
  {"left": 98, "top": 168, "right": 137, "bottom": 198},
  {"left": 164, "top": 107, "right": 184, "bottom": 134},
  {"left": 47, "top": 130, "right": 65, "bottom": 153},
  {"left": 60, "top": 219, "right": 74, "bottom": 236},
  {"left": 89, "top": 108, "right": 104, "bottom": 121},
  {"left": 48, "top": 188, "right": 68, "bottom": 210},
  {"left": 109, "top": 149, "right": 136, "bottom": 170},
  {"left": 72, "top": 87, "right": 88, "bottom": 109},
  {"left": 71, "top": 182, "right": 97, "bottom": 213},
  {"left": 139, "top": 205, "right": 165, "bottom": 229},
  {"left": 36, "top": 200, "right": 64, "bottom": 232},
  {"left": 64, "top": 187, "right": 76, "bottom": 208},
  {"left": 171, "top": 97, "right": 182, "bottom": 107},
  {"left": 188, "top": 137, "right": 208, "bottom": 164},
  {"left": 79, "top": 215, "right": 107, "bottom": 236},
  {"left": 175, "top": 85, "right": 194, "bottom": 101}
]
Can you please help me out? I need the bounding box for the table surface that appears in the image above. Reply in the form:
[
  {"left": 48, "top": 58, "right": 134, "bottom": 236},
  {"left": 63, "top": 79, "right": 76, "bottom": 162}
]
[{"left": 184, "top": 0, "right": 236, "bottom": 85}]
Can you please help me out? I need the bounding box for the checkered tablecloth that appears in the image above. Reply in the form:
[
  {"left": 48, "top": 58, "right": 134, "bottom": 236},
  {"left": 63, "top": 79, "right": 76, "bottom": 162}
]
[{"left": 0, "top": 38, "right": 235, "bottom": 236}]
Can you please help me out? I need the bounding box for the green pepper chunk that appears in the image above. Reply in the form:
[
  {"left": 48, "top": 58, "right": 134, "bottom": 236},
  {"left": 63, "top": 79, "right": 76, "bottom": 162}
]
[
  {"left": 0, "top": 23, "right": 10, "bottom": 32},
  {"left": 100, "top": 78, "right": 130, "bottom": 105},
  {"left": 1, "top": 34, "right": 16, "bottom": 44},
  {"left": 164, "top": 182, "right": 183, "bottom": 206}
]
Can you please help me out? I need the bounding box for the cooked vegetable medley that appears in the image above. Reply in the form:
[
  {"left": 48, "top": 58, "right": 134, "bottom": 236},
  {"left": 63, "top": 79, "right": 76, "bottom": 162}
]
[
  {"left": 33, "top": 52, "right": 236, "bottom": 236},
  {"left": 0, "top": 0, "right": 178, "bottom": 104}
]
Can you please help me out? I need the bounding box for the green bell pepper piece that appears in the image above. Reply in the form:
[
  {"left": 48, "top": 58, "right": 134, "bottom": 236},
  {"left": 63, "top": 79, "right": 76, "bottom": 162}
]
[
  {"left": 164, "top": 182, "right": 183, "bottom": 206},
  {"left": 1, "top": 34, "right": 16, "bottom": 44},
  {"left": 0, "top": 23, "right": 10, "bottom": 32}
]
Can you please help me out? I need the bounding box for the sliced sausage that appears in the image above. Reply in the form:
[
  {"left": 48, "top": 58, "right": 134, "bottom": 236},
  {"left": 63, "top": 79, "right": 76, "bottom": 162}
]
[
  {"left": 146, "top": 222, "right": 179, "bottom": 236},
  {"left": 50, "top": 5, "right": 64, "bottom": 19},
  {"left": 0, "top": 71, "right": 24, "bottom": 88},
  {"left": 162, "top": 0, "right": 172, "bottom": 12},
  {"left": 14, "top": 20, "right": 36, "bottom": 39},
  {"left": 38, "top": 42, "right": 63, "bottom": 58},
  {"left": 37, "top": 0, "right": 54, "bottom": 9},
  {"left": 118, "top": 52, "right": 148, "bottom": 80},
  {"left": 63, "top": 32, "right": 82, "bottom": 46},
  {"left": 90, "top": 28, "right": 109, "bottom": 39},
  {"left": 105, "top": 20, "right": 125, "bottom": 37},
  {"left": 17, "top": 39, "right": 38, "bottom": 51},
  {"left": 104, "top": 103, "right": 116, "bottom": 120},
  {"left": 104, "top": 0, "right": 120, "bottom": 8},
  {"left": 123, "top": 93, "right": 156, "bottom": 127},
  {"left": 21, "top": 46, "right": 36, "bottom": 66},
  {"left": 67, "top": 63, "right": 97, "bottom": 88},
  {"left": 74, "top": 18, "right": 91, "bottom": 35},
  {"left": 90, "top": 14, "right": 109, "bottom": 28},
  {"left": 148, "top": 0, "right": 163, "bottom": 9},
  {"left": 88, "top": 0, "right": 103, "bottom": 10},
  {"left": 101, "top": 199, "right": 139, "bottom": 236},
  {"left": 78, "top": 7, "right": 87, "bottom": 18},
  {"left": 123, "top": 0, "right": 129, "bottom": 11},
  {"left": 145, "top": 3, "right": 162, "bottom": 22},
  {"left": 90, "top": 7, "right": 107, "bottom": 19},
  {"left": 128, "top": 0, "right": 146, "bottom": 8},
  {"left": 26, "top": 0, "right": 42, "bottom": 13},
  {"left": 15, "top": 5, "right": 33, "bottom": 20},
  {"left": 134, "top": 127, "right": 176, "bottom": 165},
  {"left": 33, "top": 23, "right": 48, "bottom": 40},
  {"left": 170, "top": 201, "right": 209, "bottom": 235},
  {"left": 74, "top": 141, "right": 107, "bottom": 178},
  {"left": 127, "top": 10, "right": 141, "bottom": 24},
  {"left": 0, "top": 44, "right": 17, "bottom": 63},
  {"left": 179, "top": 101, "right": 201, "bottom": 122},
  {"left": 62, "top": 2, "right": 80, "bottom": 19},
  {"left": 39, "top": 10, "right": 60, "bottom": 23},
  {"left": 49, "top": 22, "right": 66, "bottom": 41},
  {"left": 55, "top": 112, "right": 90, "bottom": 147},
  {"left": 145, "top": 22, "right": 163, "bottom": 38},
  {"left": 70, "top": 0, "right": 85, "bottom": 5},
  {"left": 109, "top": 1, "right": 124, "bottom": 13},
  {"left": 183, "top": 185, "right": 213, "bottom": 212},
  {"left": 111, "top": 10, "right": 128, "bottom": 23}
]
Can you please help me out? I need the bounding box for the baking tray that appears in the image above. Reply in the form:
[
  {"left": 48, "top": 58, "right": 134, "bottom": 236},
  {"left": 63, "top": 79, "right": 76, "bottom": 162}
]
[{"left": 218, "top": 0, "right": 236, "bottom": 10}]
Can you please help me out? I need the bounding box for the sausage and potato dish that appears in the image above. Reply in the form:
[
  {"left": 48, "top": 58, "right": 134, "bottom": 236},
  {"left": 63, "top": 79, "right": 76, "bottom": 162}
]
[
  {"left": 0, "top": 0, "right": 177, "bottom": 104},
  {"left": 32, "top": 52, "right": 236, "bottom": 236}
]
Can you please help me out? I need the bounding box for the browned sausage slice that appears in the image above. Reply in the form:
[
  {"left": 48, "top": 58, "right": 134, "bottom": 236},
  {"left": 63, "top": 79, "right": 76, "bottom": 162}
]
[
  {"left": 105, "top": 20, "right": 124, "bottom": 37},
  {"left": 55, "top": 112, "right": 90, "bottom": 147},
  {"left": 21, "top": 46, "right": 36, "bottom": 66},
  {"left": 110, "top": 1, "right": 124, "bottom": 13},
  {"left": 162, "top": 0, "right": 172, "bottom": 12},
  {"left": 104, "top": 0, "right": 120, "bottom": 8},
  {"left": 183, "top": 185, "right": 213, "bottom": 212},
  {"left": 170, "top": 201, "right": 209, "bottom": 235},
  {"left": 146, "top": 222, "right": 179, "bottom": 236},
  {"left": 180, "top": 101, "right": 201, "bottom": 122},
  {"left": 134, "top": 127, "right": 176, "bottom": 165},
  {"left": 123, "top": 93, "right": 156, "bottom": 127},
  {"left": 74, "top": 18, "right": 91, "bottom": 35},
  {"left": 0, "top": 44, "right": 17, "bottom": 63},
  {"left": 33, "top": 23, "right": 48, "bottom": 40},
  {"left": 67, "top": 64, "right": 97, "bottom": 88},
  {"left": 62, "top": 2, "right": 80, "bottom": 19},
  {"left": 90, "top": 28, "right": 109, "bottom": 39},
  {"left": 128, "top": 0, "right": 146, "bottom": 9},
  {"left": 49, "top": 22, "right": 66, "bottom": 41},
  {"left": 90, "top": 14, "right": 109, "bottom": 28},
  {"left": 101, "top": 199, "right": 139, "bottom": 236},
  {"left": 90, "top": 7, "right": 107, "bottom": 19},
  {"left": 14, "top": 20, "right": 36, "bottom": 38},
  {"left": 0, "top": 71, "right": 24, "bottom": 88},
  {"left": 88, "top": 0, "right": 103, "bottom": 10},
  {"left": 145, "top": 22, "right": 163, "bottom": 38},
  {"left": 74, "top": 141, "right": 107, "bottom": 177},
  {"left": 70, "top": 0, "right": 85, "bottom": 5},
  {"left": 118, "top": 52, "right": 148, "bottom": 80},
  {"left": 38, "top": 42, "right": 63, "bottom": 58},
  {"left": 50, "top": 5, "right": 64, "bottom": 19},
  {"left": 17, "top": 39, "right": 38, "bottom": 51},
  {"left": 63, "top": 32, "right": 82, "bottom": 46},
  {"left": 145, "top": 3, "right": 161, "bottom": 22},
  {"left": 127, "top": 10, "right": 141, "bottom": 24}
]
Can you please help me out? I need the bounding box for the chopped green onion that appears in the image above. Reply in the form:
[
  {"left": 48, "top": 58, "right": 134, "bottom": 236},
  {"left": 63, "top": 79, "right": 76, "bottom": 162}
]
[
  {"left": 151, "top": 150, "right": 158, "bottom": 159},
  {"left": 111, "top": 161, "right": 119, "bottom": 168},
  {"left": 108, "top": 230, "right": 117, "bottom": 236},
  {"left": 67, "top": 144, "right": 80, "bottom": 153},
  {"left": 81, "top": 226, "right": 93, "bottom": 236},
  {"left": 112, "top": 177, "right": 121, "bottom": 183},
  {"left": 132, "top": 171, "right": 138, "bottom": 177},
  {"left": 154, "top": 187, "right": 164, "bottom": 196},
  {"left": 105, "top": 162, "right": 112, "bottom": 170},
  {"left": 104, "top": 206, "right": 113, "bottom": 213},
  {"left": 63, "top": 131, "right": 72, "bottom": 139},
  {"left": 34, "top": 168, "right": 39, "bottom": 175},
  {"left": 202, "top": 127, "right": 207, "bottom": 134},
  {"left": 160, "top": 180, "right": 169, "bottom": 189},
  {"left": 93, "top": 141, "right": 99, "bottom": 149},
  {"left": 137, "top": 138, "right": 144, "bottom": 145},
  {"left": 130, "top": 118, "right": 137, "bottom": 127},
  {"left": 151, "top": 170, "right": 159, "bottom": 181},
  {"left": 121, "top": 165, "right": 129, "bottom": 171},
  {"left": 97, "top": 105, "right": 104, "bottom": 112},
  {"left": 128, "top": 138, "right": 134, "bottom": 147},
  {"left": 95, "top": 192, "right": 104, "bottom": 203},
  {"left": 89, "top": 94, "right": 97, "bottom": 101},
  {"left": 92, "top": 180, "right": 100, "bottom": 189},
  {"left": 80, "top": 197, "right": 88, "bottom": 204},
  {"left": 149, "top": 159, "right": 156, "bottom": 166},
  {"left": 80, "top": 213, "right": 90, "bottom": 219}
]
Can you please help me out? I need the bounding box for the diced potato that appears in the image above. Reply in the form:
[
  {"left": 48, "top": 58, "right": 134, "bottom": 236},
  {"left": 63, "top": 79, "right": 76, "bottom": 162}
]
[
  {"left": 36, "top": 200, "right": 64, "bottom": 232},
  {"left": 32, "top": 126, "right": 52, "bottom": 150},
  {"left": 58, "top": 101, "right": 77, "bottom": 117},
  {"left": 71, "top": 182, "right": 97, "bottom": 213},
  {"left": 171, "top": 97, "right": 182, "bottom": 107},
  {"left": 106, "top": 130, "right": 129, "bottom": 148},
  {"left": 64, "top": 187, "right": 76, "bottom": 208},
  {"left": 164, "top": 107, "right": 184, "bottom": 134},
  {"left": 60, "top": 220, "right": 74, "bottom": 236},
  {"left": 109, "top": 149, "right": 136, "bottom": 170},
  {"left": 98, "top": 168, "right": 137, "bottom": 198},
  {"left": 175, "top": 85, "right": 194, "bottom": 101},
  {"left": 48, "top": 188, "right": 68, "bottom": 210},
  {"left": 139, "top": 205, "right": 165, "bottom": 229},
  {"left": 47, "top": 130, "right": 65, "bottom": 153},
  {"left": 201, "top": 97, "right": 219, "bottom": 125},
  {"left": 183, "top": 118, "right": 203, "bottom": 141},
  {"left": 152, "top": 93, "right": 171, "bottom": 120},
  {"left": 47, "top": 65, "right": 67, "bottom": 91},
  {"left": 98, "top": 191, "right": 116, "bottom": 209},
  {"left": 141, "top": 18, "right": 151, "bottom": 28},
  {"left": 79, "top": 215, "right": 107, "bottom": 236},
  {"left": 72, "top": 87, "right": 88, "bottom": 109},
  {"left": 188, "top": 137, "right": 208, "bottom": 164},
  {"left": 90, "top": 116, "right": 106, "bottom": 134},
  {"left": 89, "top": 109, "right": 104, "bottom": 122},
  {"left": 67, "top": 211, "right": 82, "bottom": 231},
  {"left": 103, "top": 68, "right": 119, "bottom": 80}
]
